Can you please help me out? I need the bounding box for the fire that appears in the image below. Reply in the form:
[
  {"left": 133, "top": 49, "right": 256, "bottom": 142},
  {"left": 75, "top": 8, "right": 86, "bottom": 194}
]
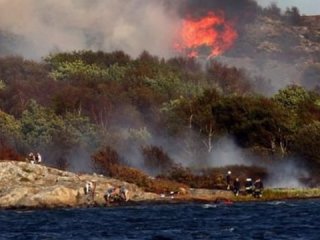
[{"left": 174, "top": 12, "right": 238, "bottom": 58}]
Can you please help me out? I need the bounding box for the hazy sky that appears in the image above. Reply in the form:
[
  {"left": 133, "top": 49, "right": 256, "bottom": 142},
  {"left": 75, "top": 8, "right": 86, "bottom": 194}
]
[{"left": 257, "top": 0, "right": 320, "bottom": 15}]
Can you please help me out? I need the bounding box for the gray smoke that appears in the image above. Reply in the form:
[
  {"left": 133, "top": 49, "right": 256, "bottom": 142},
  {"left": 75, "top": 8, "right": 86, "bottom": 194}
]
[
  {"left": 208, "top": 136, "right": 308, "bottom": 188},
  {"left": 208, "top": 136, "right": 255, "bottom": 167},
  {"left": 265, "top": 159, "right": 309, "bottom": 188},
  {"left": 0, "top": 0, "right": 180, "bottom": 59},
  {"left": 0, "top": 0, "right": 262, "bottom": 60}
]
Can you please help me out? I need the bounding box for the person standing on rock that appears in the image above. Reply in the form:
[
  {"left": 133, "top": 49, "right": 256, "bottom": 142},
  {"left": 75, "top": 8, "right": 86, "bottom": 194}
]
[
  {"left": 35, "top": 153, "right": 42, "bottom": 164},
  {"left": 120, "top": 185, "right": 129, "bottom": 202},
  {"left": 84, "top": 181, "right": 93, "bottom": 195},
  {"left": 91, "top": 181, "right": 96, "bottom": 202},
  {"left": 84, "top": 181, "right": 96, "bottom": 204},
  {"left": 28, "top": 152, "right": 36, "bottom": 164}
]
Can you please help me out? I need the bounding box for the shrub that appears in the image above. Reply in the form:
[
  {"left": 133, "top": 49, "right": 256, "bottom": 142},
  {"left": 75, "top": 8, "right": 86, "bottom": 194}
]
[
  {"left": 141, "top": 145, "right": 176, "bottom": 175},
  {"left": 0, "top": 142, "right": 23, "bottom": 161}
]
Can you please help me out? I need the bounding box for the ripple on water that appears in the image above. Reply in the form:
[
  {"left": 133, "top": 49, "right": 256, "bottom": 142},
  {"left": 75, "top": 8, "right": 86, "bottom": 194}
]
[{"left": 0, "top": 200, "right": 319, "bottom": 240}]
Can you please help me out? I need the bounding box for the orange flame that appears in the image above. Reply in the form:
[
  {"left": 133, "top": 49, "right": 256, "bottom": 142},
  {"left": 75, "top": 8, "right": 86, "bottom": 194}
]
[{"left": 174, "top": 12, "right": 238, "bottom": 58}]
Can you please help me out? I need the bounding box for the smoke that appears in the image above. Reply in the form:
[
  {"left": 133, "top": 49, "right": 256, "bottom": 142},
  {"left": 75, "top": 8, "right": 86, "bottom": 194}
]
[
  {"left": 0, "top": 0, "right": 180, "bottom": 59},
  {"left": 0, "top": 0, "right": 307, "bottom": 95},
  {"left": 207, "top": 136, "right": 309, "bottom": 188},
  {"left": 179, "top": 0, "right": 259, "bottom": 21},
  {"left": 208, "top": 136, "right": 255, "bottom": 167},
  {"left": 265, "top": 159, "right": 309, "bottom": 188},
  {"left": 0, "top": 0, "right": 263, "bottom": 60},
  {"left": 68, "top": 147, "right": 93, "bottom": 173}
]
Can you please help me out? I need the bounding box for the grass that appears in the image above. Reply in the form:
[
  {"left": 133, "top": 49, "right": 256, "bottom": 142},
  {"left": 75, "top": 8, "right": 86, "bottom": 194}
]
[
  {"left": 231, "top": 188, "right": 320, "bottom": 202},
  {"left": 262, "top": 188, "right": 320, "bottom": 200}
]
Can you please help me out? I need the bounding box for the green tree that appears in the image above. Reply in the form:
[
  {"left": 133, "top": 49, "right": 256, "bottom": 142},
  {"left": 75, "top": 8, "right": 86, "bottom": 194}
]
[
  {"left": 20, "top": 100, "right": 65, "bottom": 148},
  {"left": 0, "top": 110, "right": 22, "bottom": 154},
  {"left": 49, "top": 60, "right": 109, "bottom": 81},
  {"left": 294, "top": 122, "right": 320, "bottom": 168},
  {"left": 273, "top": 85, "right": 312, "bottom": 111},
  {"left": 212, "top": 95, "right": 291, "bottom": 151},
  {"left": 273, "top": 85, "right": 320, "bottom": 128}
]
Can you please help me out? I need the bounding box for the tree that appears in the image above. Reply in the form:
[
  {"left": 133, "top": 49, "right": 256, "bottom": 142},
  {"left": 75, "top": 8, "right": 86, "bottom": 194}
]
[
  {"left": 273, "top": 85, "right": 312, "bottom": 111},
  {"left": 189, "top": 89, "right": 221, "bottom": 152},
  {"left": 294, "top": 122, "right": 320, "bottom": 168},
  {"left": 49, "top": 60, "right": 109, "bottom": 82},
  {"left": 284, "top": 7, "right": 302, "bottom": 26},
  {"left": 0, "top": 110, "right": 21, "bottom": 142},
  {"left": 206, "top": 61, "right": 252, "bottom": 95},
  {"left": 92, "top": 145, "right": 121, "bottom": 176},
  {"left": 263, "top": 3, "right": 282, "bottom": 19},
  {"left": 0, "top": 110, "right": 23, "bottom": 158},
  {"left": 272, "top": 85, "right": 320, "bottom": 129},
  {"left": 141, "top": 145, "right": 176, "bottom": 176},
  {"left": 20, "top": 100, "right": 65, "bottom": 149},
  {"left": 212, "top": 95, "right": 291, "bottom": 152}
]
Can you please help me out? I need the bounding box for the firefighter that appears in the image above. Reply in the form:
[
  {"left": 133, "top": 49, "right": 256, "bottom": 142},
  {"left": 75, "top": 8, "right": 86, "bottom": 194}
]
[
  {"left": 253, "top": 178, "right": 264, "bottom": 198},
  {"left": 233, "top": 178, "right": 241, "bottom": 196},
  {"left": 226, "top": 171, "right": 232, "bottom": 190}
]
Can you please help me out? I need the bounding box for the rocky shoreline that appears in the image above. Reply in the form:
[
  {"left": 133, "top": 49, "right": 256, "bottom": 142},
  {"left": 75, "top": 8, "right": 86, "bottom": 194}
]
[{"left": 0, "top": 161, "right": 319, "bottom": 210}]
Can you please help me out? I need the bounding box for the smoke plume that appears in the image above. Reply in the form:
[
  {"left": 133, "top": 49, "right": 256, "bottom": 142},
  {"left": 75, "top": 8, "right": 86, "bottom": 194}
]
[
  {"left": 0, "top": 0, "right": 262, "bottom": 60},
  {"left": 0, "top": 0, "right": 180, "bottom": 59}
]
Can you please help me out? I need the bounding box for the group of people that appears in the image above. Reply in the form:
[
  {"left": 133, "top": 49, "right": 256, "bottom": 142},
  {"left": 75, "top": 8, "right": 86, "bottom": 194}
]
[
  {"left": 226, "top": 171, "right": 264, "bottom": 198},
  {"left": 83, "top": 181, "right": 129, "bottom": 205},
  {"left": 27, "top": 152, "right": 42, "bottom": 164},
  {"left": 104, "top": 185, "right": 129, "bottom": 203}
]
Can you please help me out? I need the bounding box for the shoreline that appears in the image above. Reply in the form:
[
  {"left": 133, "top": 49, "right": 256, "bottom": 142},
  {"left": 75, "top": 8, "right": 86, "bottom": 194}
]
[
  {"left": 3, "top": 195, "right": 320, "bottom": 211},
  {"left": 0, "top": 161, "right": 319, "bottom": 210}
]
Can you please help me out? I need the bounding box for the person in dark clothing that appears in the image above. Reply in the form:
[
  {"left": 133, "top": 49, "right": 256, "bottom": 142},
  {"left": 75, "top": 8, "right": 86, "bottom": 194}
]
[
  {"left": 226, "top": 171, "right": 232, "bottom": 190},
  {"left": 253, "top": 178, "right": 264, "bottom": 198},
  {"left": 233, "top": 178, "right": 241, "bottom": 196}
]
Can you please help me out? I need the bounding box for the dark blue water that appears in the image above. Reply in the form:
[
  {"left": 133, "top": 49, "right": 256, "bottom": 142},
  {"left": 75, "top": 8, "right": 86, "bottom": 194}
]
[{"left": 1, "top": 200, "right": 320, "bottom": 240}]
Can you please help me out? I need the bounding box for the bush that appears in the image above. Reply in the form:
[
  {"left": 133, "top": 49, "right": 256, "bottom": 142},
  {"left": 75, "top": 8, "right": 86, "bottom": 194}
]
[
  {"left": 293, "top": 122, "right": 320, "bottom": 168},
  {"left": 0, "top": 142, "right": 23, "bottom": 161},
  {"left": 92, "top": 145, "right": 121, "bottom": 176},
  {"left": 141, "top": 145, "right": 176, "bottom": 175}
]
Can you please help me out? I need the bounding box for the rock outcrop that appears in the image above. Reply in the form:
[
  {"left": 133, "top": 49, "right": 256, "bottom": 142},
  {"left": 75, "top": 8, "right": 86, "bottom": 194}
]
[
  {"left": 0, "top": 161, "right": 161, "bottom": 209},
  {"left": 0, "top": 161, "right": 234, "bottom": 209}
]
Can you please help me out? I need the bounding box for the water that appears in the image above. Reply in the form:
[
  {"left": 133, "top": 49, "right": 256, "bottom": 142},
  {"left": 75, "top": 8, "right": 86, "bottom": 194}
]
[{"left": 1, "top": 200, "right": 320, "bottom": 240}]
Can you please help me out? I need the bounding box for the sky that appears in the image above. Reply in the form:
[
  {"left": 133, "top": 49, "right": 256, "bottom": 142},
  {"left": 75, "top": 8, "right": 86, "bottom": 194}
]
[{"left": 257, "top": 0, "right": 320, "bottom": 15}]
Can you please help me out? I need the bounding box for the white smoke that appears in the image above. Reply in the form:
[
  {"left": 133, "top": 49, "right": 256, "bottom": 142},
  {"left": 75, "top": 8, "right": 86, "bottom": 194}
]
[
  {"left": 207, "top": 135, "right": 309, "bottom": 188},
  {"left": 265, "top": 159, "right": 309, "bottom": 188},
  {"left": 0, "top": 0, "right": 180, "bottom": 59},
  {"left": 208, "top": 136, "right": 254, "bottom": 167}
]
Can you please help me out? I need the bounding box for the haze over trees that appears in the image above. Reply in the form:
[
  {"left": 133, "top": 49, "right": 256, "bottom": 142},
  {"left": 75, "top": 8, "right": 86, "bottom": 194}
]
[{"left": 0, "top": 50, "right": 319, "bottom": 190}]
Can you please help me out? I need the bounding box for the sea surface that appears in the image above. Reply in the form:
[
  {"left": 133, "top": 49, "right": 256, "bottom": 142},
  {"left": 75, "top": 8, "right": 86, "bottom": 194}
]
[{"left": 0, "top": 199, "right": 320, "bottom": 240}]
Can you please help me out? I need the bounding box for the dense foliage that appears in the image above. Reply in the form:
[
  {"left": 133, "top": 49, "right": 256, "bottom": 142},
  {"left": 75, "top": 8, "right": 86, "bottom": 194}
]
[{"left": 0, "top": 50, "right": 320, "bottom": 189}]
